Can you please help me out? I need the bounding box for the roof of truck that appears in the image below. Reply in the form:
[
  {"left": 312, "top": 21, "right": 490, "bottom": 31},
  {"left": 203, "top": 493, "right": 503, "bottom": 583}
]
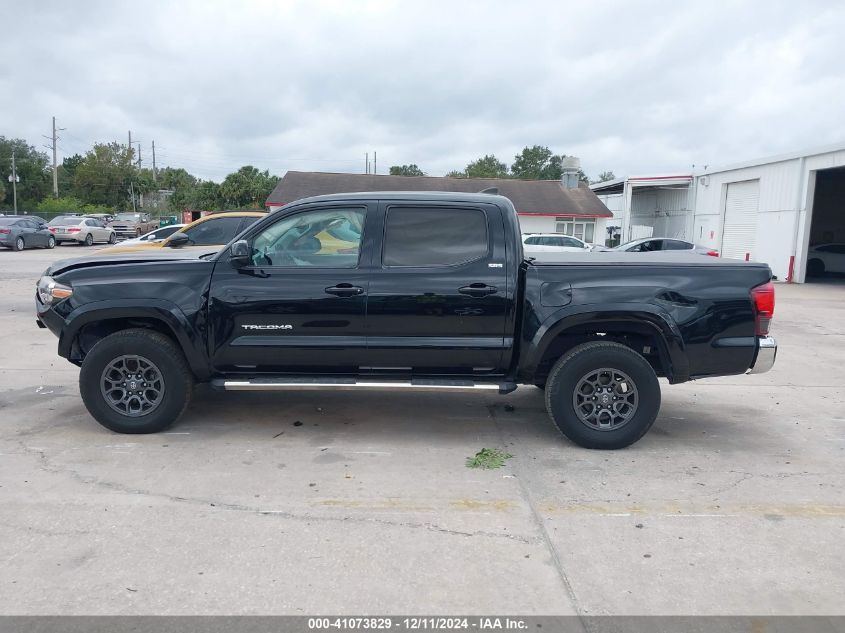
[{"left": 272, "top": 190, "right": 517, "bottom": 209}]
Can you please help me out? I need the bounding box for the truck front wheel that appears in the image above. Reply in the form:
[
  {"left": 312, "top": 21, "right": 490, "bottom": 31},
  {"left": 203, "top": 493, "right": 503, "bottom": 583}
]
[
  {"left": 79, "top": 329, "right": 194, "bottom": 433},
  {"left": 544, "top": 341, "right": 660, "bottom": 449}
]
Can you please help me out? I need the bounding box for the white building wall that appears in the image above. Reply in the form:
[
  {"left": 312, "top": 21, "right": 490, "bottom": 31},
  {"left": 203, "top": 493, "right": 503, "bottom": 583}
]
[
  {"left": 693, "top": 149, "right": 845, "bottom": 281},
  {"left": 628, "top": 187, "right": 693, "bottom": 240},
  {"left": 517, "top": 214, "right": 609, "bottom": 246},
  {"left": 517, "top": 215, "right": 556, "bottom": 234}
]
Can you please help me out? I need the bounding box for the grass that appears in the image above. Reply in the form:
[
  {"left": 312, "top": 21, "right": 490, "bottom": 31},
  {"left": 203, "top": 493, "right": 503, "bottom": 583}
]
[{"left": 465, "top": 447, "right": 514, "bottom": 470}]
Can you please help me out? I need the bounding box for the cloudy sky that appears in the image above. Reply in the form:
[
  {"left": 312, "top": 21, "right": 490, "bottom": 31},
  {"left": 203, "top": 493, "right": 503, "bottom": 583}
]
[{"left": 2, "top": 0, "right": 844, "bottom": 182}]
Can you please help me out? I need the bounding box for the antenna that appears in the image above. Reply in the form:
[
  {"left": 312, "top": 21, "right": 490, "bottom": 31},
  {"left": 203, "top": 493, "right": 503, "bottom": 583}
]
[{"left": 479, "top": 187, "right": 498, "bottom": 195}]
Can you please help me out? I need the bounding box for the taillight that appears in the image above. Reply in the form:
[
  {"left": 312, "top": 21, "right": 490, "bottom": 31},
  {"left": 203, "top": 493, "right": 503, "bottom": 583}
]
[
  {"left": 67, "top": 227, "right": 81, "bottom": 233},
  {"left": 0, "top": 228, "right": 10, "bottom": 234},
  {"left": 751, "top": 281, "right": 775, "bottom": 336},
  {"left": 706, "top": 250, "right": 719, "bottom": 257}
]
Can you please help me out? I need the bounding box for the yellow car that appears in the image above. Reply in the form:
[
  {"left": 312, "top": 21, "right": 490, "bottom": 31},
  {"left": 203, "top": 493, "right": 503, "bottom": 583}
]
[{"left": 97, "top": 211, "right": 265, "bottom": 255}]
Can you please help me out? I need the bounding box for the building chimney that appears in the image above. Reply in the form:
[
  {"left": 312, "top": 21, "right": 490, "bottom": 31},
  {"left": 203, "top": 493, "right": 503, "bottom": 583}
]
[{"left": 561, "top": 156, "right": 581, "bottom": 189}]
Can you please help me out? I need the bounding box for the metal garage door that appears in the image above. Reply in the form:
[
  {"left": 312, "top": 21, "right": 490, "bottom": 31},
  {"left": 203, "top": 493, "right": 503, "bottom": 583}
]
[{"left": 722, "top": 180, "right": 760, "bottom": 260}]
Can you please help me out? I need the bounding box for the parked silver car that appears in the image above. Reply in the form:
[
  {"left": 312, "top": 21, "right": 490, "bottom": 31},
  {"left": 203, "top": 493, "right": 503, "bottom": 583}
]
[
  {"left": 596, "top": 237, "right": 719, "bottom": 256},
  {"left": 48, "top": 216, "right": 116, "bottom": 246}
]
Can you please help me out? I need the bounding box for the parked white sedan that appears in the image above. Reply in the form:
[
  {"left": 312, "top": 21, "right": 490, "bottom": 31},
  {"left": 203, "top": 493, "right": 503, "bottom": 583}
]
[
  {"left": 48, "top": 216, "right": 116, "bottom": 246},
  {"left": 523, "top": 233, "right": 592, "bottom": 253},
  {"left": 807, "top": 243, "right": 845, "bottom": 275},
  {"left": 116, "top": 224, "right": 186, "bottom": 246}
]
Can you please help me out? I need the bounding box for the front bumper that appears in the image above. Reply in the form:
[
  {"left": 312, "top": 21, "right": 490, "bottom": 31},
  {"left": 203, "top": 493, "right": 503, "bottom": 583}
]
[{"left": 748, "top": 336, "right": 777, "bottom": 374}]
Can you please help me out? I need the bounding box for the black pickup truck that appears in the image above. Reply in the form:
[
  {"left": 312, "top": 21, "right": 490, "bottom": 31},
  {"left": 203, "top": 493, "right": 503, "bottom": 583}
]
[{"left": 35, "top": 192, "right": 777, "bottom": 449}]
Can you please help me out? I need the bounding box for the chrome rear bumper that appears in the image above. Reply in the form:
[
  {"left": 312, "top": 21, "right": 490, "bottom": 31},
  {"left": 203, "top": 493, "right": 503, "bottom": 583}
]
[{"left": 748, "top": 336, "right": 777, "bottom": 374}]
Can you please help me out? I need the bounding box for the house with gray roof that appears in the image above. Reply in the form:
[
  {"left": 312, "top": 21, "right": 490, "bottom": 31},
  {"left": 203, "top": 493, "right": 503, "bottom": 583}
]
[{"left": 265, "top": 171, "right": 613, "bottom": 245}]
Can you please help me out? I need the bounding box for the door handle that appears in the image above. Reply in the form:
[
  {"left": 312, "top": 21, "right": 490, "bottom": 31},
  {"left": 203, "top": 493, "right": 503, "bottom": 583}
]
[
  {"left": 458, "top": 283, "right": 498, "bottom": 297},
  {"left": 325, "top": 283, "right": 364, "bottom": 297}
]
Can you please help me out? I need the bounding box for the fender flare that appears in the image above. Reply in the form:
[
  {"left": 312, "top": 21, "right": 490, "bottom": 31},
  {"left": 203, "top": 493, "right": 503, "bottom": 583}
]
[
  {"left": 59, "top": 299, "right": 210, "bottom": 380},
  {"left": 521, "top": 303, "right": 689, "bottom": 383}
]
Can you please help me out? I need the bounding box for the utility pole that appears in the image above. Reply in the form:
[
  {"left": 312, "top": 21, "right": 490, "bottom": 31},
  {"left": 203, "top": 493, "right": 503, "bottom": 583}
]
[
  {"left": 151, "top": 140, "right": 157, "bottom": 182},
  {"left": 136, "top": 143, "right": 142, "bottom": 169},
  {"left": 43, "top": 116, "right": 64, "bottom": 197},
  {"left": 374, "top": 151, "right": 377, "bottom": 175},
  {"left": 52, "top": 117, "right": 58, "bottom": 197},
  {"left": 9, "top": 151, "right": 19, "bottom": 214},
  {"left": 128, "top": 130, "right": 133, "bottom": 166},
  {"left": 365, "top": 153, "right": 369, "bottom": 174}
]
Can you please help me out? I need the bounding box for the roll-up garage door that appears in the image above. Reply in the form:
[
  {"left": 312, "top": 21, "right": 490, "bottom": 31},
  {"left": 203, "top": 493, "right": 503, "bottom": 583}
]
[{"left": 721, "top": 180, "right": 760, "bottom": 260}]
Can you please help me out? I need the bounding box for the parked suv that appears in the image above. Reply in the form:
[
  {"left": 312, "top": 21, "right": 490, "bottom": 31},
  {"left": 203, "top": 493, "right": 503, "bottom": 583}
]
[
  {"left": 109, "top": 212, "right": 156, "bottom": 240},
  {"left": 48, "top": 216, "right": 116, "bottom": 246},
  {"left": 523, "top": 233, "right": 592, "bottom": 252}
]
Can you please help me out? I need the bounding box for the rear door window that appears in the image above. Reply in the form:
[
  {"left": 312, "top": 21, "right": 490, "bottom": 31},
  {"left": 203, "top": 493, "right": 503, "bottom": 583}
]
[{"left": 383, "top": 207, "right": 488, "bottom": 267}]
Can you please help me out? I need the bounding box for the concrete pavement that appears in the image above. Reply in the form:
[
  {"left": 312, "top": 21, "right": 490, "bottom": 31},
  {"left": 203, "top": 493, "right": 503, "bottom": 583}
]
[{"left": 0, "top": 246, "right": 843, "bottom": 615}]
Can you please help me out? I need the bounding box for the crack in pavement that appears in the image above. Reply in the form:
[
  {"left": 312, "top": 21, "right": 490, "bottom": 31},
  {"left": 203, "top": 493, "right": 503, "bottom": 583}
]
[
  {"left": 487, "top": 404, "right": 586, "bottom": 626},
  {"left": 14, "top": 439, "right": 537, "bottom": 545}
]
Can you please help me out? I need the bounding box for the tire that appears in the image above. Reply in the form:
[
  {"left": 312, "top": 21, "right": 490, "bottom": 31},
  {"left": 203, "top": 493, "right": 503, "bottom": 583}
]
[
  {"left": 79, "top": 329, "right": 194, "bottom": 434},
  {"left": 136, "top": 228, "right": 142, "bottom": 237},
  {"left": 108, "top": 232, "right": 117, "bottom": 244},
  {"left": 84, "top": 233, "right": 94, "bottom": 247},
  {"left": 47, "top": 236, "right": 56, "bottom": 249},
  {"left": 13, "top": 236, "right": 25, "bottom": 251},
  {"left": 544, "top": 341, "right": 660, "bottom": 449},
  {"left": 807, "top": 258, "right": 825, "bottom": 277}
]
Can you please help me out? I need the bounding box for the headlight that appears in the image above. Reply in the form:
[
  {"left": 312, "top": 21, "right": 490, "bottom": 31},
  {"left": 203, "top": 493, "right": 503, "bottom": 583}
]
[{"left": 37, "top": 276, "right": 73, "bottom": 305}]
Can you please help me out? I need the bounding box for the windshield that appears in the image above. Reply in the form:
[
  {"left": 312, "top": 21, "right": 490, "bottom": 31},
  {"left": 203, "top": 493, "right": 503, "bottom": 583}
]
[{"left": 114, "top": 213, "right": 140, "bottom": 221}]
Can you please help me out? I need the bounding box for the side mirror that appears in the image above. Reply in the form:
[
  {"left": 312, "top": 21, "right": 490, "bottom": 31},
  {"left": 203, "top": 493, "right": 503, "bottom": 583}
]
[
  {"left": 230, "top": 239, "right": 251, "bottom": 268},
  {"left": 166, "top": 233, "right": 190, "bottom": 248}
]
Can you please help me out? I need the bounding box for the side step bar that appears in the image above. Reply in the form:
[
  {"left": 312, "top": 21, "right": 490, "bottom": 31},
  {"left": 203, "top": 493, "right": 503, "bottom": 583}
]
[{"left": 212, "top": 376, "right": 517, "bottom": 394}]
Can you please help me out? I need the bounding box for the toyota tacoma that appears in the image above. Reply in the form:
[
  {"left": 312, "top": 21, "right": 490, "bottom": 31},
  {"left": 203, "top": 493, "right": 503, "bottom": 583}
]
[{"left": 35, "top": 192, "right": 777, "bottom": 449}]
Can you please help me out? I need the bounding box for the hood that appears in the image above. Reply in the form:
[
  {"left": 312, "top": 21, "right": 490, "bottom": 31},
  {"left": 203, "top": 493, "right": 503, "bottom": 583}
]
[
  {"left": 94, "top": 241, "right": 168, "bottom": 255},
  {"left": 47, "top": 245, "right": 221, "bottom": 276}
]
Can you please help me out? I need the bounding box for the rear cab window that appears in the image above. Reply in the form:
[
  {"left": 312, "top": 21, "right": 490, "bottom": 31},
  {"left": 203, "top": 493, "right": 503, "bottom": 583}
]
[{"left": 382, "top": 207, "right": 488, "bottom": 267}]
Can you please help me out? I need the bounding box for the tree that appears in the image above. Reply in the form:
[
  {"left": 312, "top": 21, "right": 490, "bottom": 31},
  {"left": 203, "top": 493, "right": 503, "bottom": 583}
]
[
  {"left": 186, "top": 181, "right": 223, "bottom": 211},
  {"left": 511, "top": 145, "right": 558, "bottom": 180},
  {"left": 593, "top": 171, "right": 616, "bottom": 183},
  {"left": 389, "top": 164, "right": 426, "bottom": 177},
  {"left": 57, "top": 154, "right": 84, "bottom": 197},
  {"left": 220, "top": 165, "right": 277, "bottom": 208},
  {"left": 510, "top": 145, "right": 590, "bottom": 183},
  {"left": 0, "top": 137, "right": 51, "bottom": 211},
  {"left": 445, "top": 170, "right": 466, "bottom": 179},
  {"left": 72, "top": 142, "right": 136, "bottom": 209},
  {"left": 36, "top": 196, "right": 112, "bottom": 216},
  {"left": 157, "top": 167, "right": 197, "bottom": 192},
  {"left": 462, "top": 154, "right": 509, "bottom": 179}
]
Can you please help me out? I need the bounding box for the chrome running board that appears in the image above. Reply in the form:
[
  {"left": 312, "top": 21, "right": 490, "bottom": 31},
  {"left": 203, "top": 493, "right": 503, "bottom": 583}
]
[{"left": 212, "top": 376, "right": 516, "bottom": 394}]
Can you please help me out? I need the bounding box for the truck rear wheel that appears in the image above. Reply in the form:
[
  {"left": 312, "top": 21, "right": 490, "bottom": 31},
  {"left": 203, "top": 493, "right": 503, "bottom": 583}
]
[
  {"left": 79, "top": 329, "right": 194, "bottom": 434},
  {"left": 544, "top": 341, "right": 660, "bottom": 449}
]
